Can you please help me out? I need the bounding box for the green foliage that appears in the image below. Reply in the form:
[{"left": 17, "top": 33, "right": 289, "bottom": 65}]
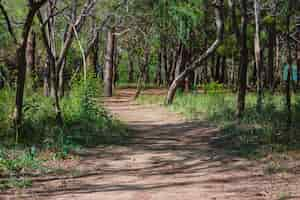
[
  {"left": 201, "top": 81, "right": 224, "bottom": 94},
  {"left": 0, "top": 149, "right": 41, "bottom": 175},
  {"left": 0, "top": 88, "right": 14, "bottom": 137},
  {"left": 169, "top": 1, "right": 203, "bottom": 42},
  {"left": 218, "top": 35, "right": 238, "bottom": 56},
  {"left": 62, "top": 74, "right": 128, "bottom": 147},
  {"left": 138, "top": 92, "right": 300, "bottom": 158},
  {"left": 154, "top": 0, "right": 204, "bottom": 43},
  {"left": 0, "top": 178, "right": 32, "bottom": 190},
  {"left": 0, "top": 75, "right": 128, "bottom": 190},
  {"left": 278, "top": 192, "right": 292, "bottom": 200},
  {"left": 263, "top": 15, "right": 276, "bottom": 25}
]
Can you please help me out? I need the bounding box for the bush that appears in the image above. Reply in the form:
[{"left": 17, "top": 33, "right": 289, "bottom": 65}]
[
  {"left": 0, "top": 75, "right": 128, "bottom": 187},
  {"left": 201, "top": 81, "right": 225, "bottom": 94}
]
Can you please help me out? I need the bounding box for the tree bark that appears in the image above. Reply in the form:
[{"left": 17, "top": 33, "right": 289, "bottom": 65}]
[
  {"left": 254, "top": 0, "right": 263, "bottom": 112},
  {"left": 215, "top": 55, "right": 221, "bottom": 81},
  {"left": 113, "top": 37, "right": 118, "bottom": 87},
  {"left": 267, "top": 20, "right": 276, "bottom": 91},
  {"left": 58, "top": 59, "right": 66, "bottom": 98},
  {"left": 13, "top": 0, "right": 48, "bottom": 130},
  {"left": 104, "top": 28, "right": 115, "bottom": 97},
  {"left": 38, "top": 0, "right": 96, "bottom": 124},
  {"left": 220, "top": 56, "right": 226, "bottom": 83},
  {"left": 286, "top": 0, "right": 292, "bottom": 127},
  {"left": 155, "top": 51, "right": 162, "bottom": 85},
  {"left": 236, "top": 0, "right": 249, "bottom": 118},
  {"left": 26, "top": 29, "right": 36, "bottom": 89},
  {"left": 43, "top": 57, "right": 51, "bottom": 97},
  {"left": 128, "top": 51, "right": 134, "bottom": 83}
]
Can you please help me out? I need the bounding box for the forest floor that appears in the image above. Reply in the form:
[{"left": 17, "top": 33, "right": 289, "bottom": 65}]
[{"left": 2, "top": 89, "right": 300, "bottom": 200}]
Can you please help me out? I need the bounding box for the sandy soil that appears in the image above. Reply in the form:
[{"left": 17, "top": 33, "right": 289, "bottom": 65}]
[{"left": 2, "top": 89, "right": 300, "bottom": 200}]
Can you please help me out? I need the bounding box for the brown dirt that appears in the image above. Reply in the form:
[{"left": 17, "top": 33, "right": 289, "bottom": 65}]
[{"left": 2, "top": 89, "right": 300, "bottom": 200}]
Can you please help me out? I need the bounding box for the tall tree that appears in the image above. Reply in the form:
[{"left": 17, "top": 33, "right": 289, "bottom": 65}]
[
  {"left": 104, "top": 28, "right": 115, "bottom": 97},
  {"left": 236, "top": 0, "right": 249, "bottom": 118},
  {"left": 254, "top": 0, "right": 263, "bottom": 111},
  {"left": 285, "top": 0, "right": 293, "bottom": 127},
  {"left": 26, "top": 29, "right": 36, "bottom": 89}
]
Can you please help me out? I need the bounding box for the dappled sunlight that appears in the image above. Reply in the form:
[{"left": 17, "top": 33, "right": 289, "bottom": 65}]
[{"left": 4, "top": 89, "right": 299, "bottom": 200}]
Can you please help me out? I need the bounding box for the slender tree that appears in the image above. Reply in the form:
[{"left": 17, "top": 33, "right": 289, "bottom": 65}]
[
  {"left": 236, "top": 0, "right": 249, "bottom": 118},
  {"left": 166, "top": 0, "right": 224, "bottom": 104},
  {"left": 0, "top": 0, "right": 48, "bottom": 130},
  {"left": 254, "top": 0, "right": 263, "bottom": 111},
  {"left": 104, "top": 28, "right": 115, "bottom": 97}
]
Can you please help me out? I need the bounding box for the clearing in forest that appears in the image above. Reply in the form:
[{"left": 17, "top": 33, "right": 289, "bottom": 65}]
[{"left": 3, "top": 89, "right": 300, "bottom": 200}]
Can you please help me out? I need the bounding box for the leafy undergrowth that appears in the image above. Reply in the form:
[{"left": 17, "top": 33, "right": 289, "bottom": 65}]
[
  {"left": 137, "top": 90, "right": 300, "bottom": 159},
  {"left": 0, "top": 76, "right": 128, "bottom": 190}
]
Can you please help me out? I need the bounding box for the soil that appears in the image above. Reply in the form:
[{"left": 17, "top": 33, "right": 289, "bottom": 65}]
[{"left": 2, "top": 89, "right": 300, "bottom": 200}]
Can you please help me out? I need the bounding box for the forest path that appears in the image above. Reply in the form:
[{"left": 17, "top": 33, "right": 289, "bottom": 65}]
[{"left": 5, "top": 89, "right": 296, "bottom": 200}]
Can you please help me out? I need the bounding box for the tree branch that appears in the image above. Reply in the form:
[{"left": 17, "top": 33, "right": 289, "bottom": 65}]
[{"left": 0, "top": 1, "right": 17, "bottom": 44}]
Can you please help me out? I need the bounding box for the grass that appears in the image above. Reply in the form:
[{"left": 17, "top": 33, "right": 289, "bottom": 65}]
[
  {"left": 137, "top": 89, "right": 300, "bottom": 158},
  {"left": 278, "top": 192, "right": 292, "bottom": 200},
  {"left": 117, "top": 82, "right": 165, "bottom": 89},
  {"left": 0, "top": 75, "right": 128, "bottom": 190}
]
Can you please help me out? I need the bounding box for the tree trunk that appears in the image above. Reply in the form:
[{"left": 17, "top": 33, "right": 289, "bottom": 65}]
[
  {"left": 58, "top": 59, "right": 65, "bottom": 98},
  {"left": 237, "top": 0, "right": 249, "bottom": 119},
  {"left": 26, "top": 29, "right": 35, "bottom": 89},
  {"left": 92, "top": 34, "right": 100, "bottom": 75},
  {"left": 220, "top": 56, "right": 226, "bottom": 83},
  {"left": 58, "top": 26, "right": 68, "bottom": 98},
  {"left": 50, "top": 60, "right": 56, "bottom": 98},
  {"left": 113, "top": 38, "right": 118, "bottom": 87},
  {"left": 175, "top": 44, "right": 184, "bottom": 80},
  {"left": 286, "top": 0, "right": 292, "bottom": 127},
  {"left": 141, "top": 48, "right": 150, "bottom": 84},
  {"left": 254, "top": 0, "right": 263, "bottom": 112},
  {"left": 267, "top": 20, "right": 276, "bottom": 90},
  {"left": 43, "top": 57, "right": 51, "bottom": 97},
  {"left": 228, "top": 0, "right": 240, "bottom": 91},
  {"left": 166, "top": 0, "right": 224, "bottom": 104},
  {"left": 104, "top": 28, "right": 115, "bottom": 97},
  {"left": 128, "top": 52, "right": 134, "bottom": 83},
  {"left": 14, "top": 45, "right": 27, "bottom": 130},
  {"left": 155, "top": 51, "right": 162, "bottom": 85},
  {"left": 215, "top": 55, "right": 221, "bottom": 81},
  {"left": 162, "top": 38, "right": 170, "bottom": 86},
  {"left": 274, "top": 35, "right": 280, "bottom": 91},
  {"left": 13, "top": 0, "right": 47, "bottom": 130}
]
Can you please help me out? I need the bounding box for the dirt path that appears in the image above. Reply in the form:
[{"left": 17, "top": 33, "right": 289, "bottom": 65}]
[{"left": 3, "top": 89, "right": 300, "bottom": 200}]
